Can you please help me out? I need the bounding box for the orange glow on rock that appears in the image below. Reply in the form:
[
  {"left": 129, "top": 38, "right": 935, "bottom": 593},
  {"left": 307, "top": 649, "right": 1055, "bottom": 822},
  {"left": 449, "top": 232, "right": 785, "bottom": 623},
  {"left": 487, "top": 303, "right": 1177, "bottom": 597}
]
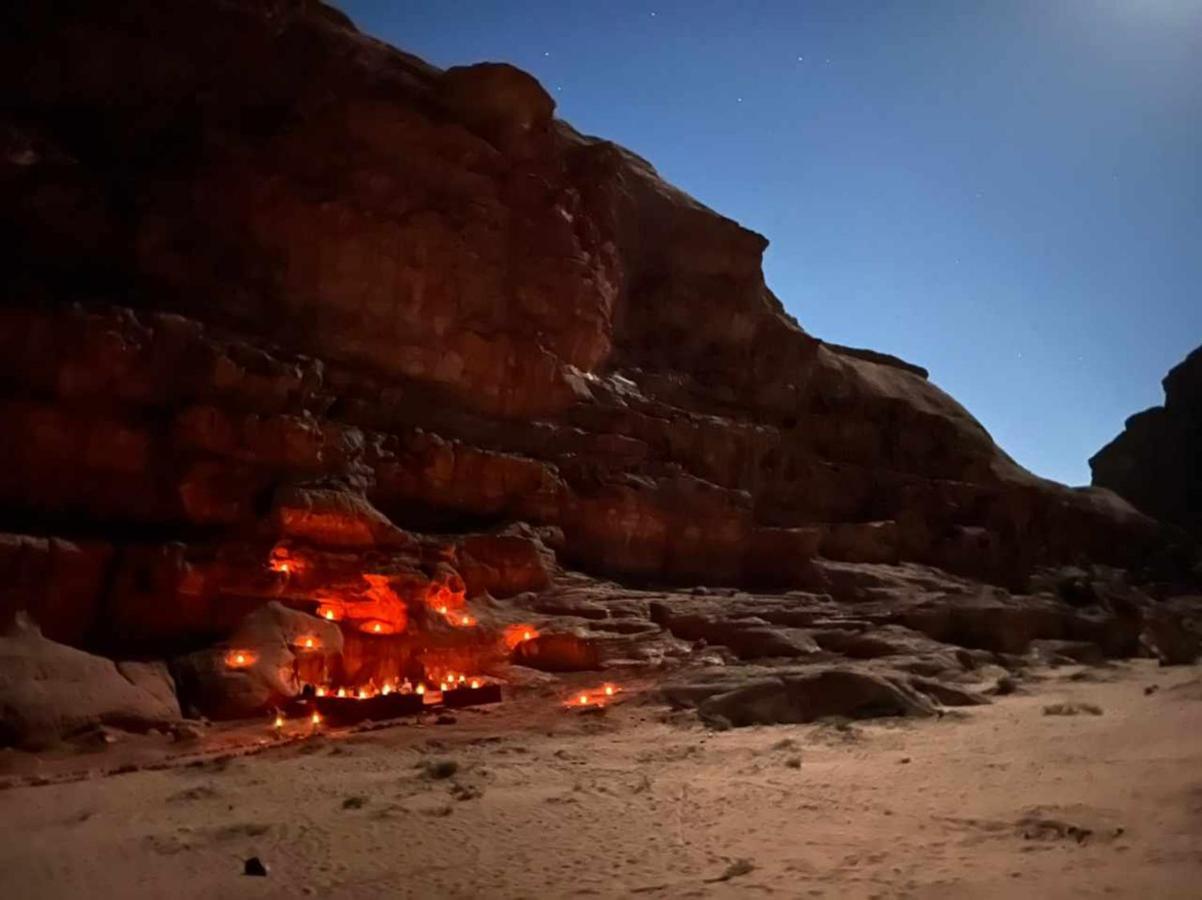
[
  {"left": 360, "top": 619, "right": 394, "bottom": 635},
  {"left": 224, "top": 649, "right": 257, "bottom": 669},
  {"left": 503, "top": 624, "right": 540, "bottom": 650}
]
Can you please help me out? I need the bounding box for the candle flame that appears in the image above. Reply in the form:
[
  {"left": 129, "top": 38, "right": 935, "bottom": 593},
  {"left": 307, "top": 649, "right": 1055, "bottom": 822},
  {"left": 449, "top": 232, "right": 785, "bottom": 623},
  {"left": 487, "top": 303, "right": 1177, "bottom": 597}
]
[
  {"left": 604, "top": 685, "right": 615, "bottom": 696},
  {"left": 579, "top": 694, "right": 589, "bottom": 705},
  {"left": 358, "top": 688, "right": 368, "bottom": 700},
  {"left": 273, "top": 714, "right": 284, "bottom": 728},
  {"left": 224, "top": 649, "right": 258, "bottom": 669},
  {"left": 381, "top": 683, "right": 392, "bottom": 696},
  {"left": 316, "top": 686, "right": 327, "bottom": 697},
  {"left": 470, "top": 679, "right": 480, "bottom": 689},
  {"left": 311, "top": 710, "right": 322, "bottom": 726},
  {"left": 337, "top": 687, "right": 347, "bottom": 699},
  {"left": 416, "top": 683, "right": 426, "bottom": 695}
]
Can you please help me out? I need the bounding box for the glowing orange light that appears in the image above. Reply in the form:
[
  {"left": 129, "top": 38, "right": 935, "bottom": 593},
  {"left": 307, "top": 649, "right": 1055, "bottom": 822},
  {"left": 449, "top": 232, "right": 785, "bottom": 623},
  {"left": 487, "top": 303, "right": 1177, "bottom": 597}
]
[
  {"left": 311, "top": 710, "right": 322, "bottom": 726},
  {"left": 273, "top": 714, "right": 285, "bottom": 729},
  {"left": 604, "top": 685, "right": 615, "bottom": 697},
  {"left": 579, "top": 694, "right": 589, "bottom": 705},
  {"left": 504, "top": 624, "right": 540, "bottom": 650},
  {"left": 470, "top": 680, "right": 480, "bottom": 689},
  {"left": 337, "top": 688, "right": 347, "bottom": 699},
  {"left": 358, "top": 688, "right": 368, "bottom": 700},
  {"left": 437, "top": 605, "right": 448, "bottom": 615},
  {"left": 224, "top": 649, "right": 258, "bottom": 669},
  {"left": 458, "top": 674, "right": 466, "bottom": 684},
  {"left": 439, "top": 682, "right": 448, "bottom": 692},
  {"left": 297, "top": 635, "right": 319, "bottom": 651},
  {"left": 457, "top": 615, "right": 476, "bottom": 627},
  {"left": 317, "top": 604, "right": 341, "bottom": 622},
  {"left": 316, "top": 686, "right": 327, "bottom": 697},
  {"left": 416, "top": 683, "right": 426, "bottom": 696},
  {"left": 381, "top": 683, "right": 392, "bottom": 696}
]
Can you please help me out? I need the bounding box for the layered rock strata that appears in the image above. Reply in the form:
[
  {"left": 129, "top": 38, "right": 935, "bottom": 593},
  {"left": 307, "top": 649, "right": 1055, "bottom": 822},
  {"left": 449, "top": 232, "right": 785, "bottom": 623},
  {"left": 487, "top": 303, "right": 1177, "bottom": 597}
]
[{"left": 0, "top": 0, "right": 1196, "bottom": 732}]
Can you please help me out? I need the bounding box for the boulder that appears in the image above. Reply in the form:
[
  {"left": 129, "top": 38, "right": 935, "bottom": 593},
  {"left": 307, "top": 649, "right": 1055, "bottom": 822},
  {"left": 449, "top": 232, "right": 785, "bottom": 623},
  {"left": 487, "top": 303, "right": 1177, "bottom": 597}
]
[
  {"left": 666, "top": 668, "right": 937, "bottom": 728},
  {"left": 0, "top": 614, "right": 180, "bottom": 749},
  {"left": 172, "top": 603, "right": 343, "bottom": 719}
]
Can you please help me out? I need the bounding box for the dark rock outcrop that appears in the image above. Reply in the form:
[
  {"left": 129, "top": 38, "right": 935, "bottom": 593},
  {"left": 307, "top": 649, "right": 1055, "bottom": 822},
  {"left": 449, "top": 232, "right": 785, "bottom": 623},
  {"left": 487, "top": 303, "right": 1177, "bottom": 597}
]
[
  {"left": 1092, "top": 345, "right": 1202, "bottom": 537},
  {"left": 0, "top": 0, "right": 1195, "bottom": 726}
]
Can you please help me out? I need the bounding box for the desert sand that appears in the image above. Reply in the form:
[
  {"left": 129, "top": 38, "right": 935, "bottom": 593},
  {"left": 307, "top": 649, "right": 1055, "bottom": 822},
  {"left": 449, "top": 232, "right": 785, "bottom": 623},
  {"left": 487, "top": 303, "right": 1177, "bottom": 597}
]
[{"left": 2, "top": 661, "right": 1200, "bottom": 899}]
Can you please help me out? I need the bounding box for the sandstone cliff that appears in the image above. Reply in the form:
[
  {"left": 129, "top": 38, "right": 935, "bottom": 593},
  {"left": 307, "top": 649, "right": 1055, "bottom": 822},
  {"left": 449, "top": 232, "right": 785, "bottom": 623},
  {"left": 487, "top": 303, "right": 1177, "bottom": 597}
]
[
  {"left": 0, "top": 0, "right": 1188, "bottom": 693},
  {"left": 1092, "top": 345, "right": 1202, "bottom": 537}
]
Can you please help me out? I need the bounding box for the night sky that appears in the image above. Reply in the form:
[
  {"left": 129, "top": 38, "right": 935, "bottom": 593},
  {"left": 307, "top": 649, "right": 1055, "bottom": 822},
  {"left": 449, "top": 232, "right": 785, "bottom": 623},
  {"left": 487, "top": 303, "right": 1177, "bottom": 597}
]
[{"left": 338, "top": 0, "right": 1202, "bottom": 486}]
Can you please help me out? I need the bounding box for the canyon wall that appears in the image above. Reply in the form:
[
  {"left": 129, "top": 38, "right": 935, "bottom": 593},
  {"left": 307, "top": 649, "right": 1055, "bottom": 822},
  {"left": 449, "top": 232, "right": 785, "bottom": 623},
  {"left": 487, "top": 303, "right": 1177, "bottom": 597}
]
[{"left": 0, "top": 0, "right": 1169, "bottom": 657}]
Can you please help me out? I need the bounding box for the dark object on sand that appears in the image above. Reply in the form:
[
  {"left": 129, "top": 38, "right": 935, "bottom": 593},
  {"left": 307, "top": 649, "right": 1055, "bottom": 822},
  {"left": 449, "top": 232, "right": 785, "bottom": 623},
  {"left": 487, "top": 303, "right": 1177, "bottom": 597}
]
[{"left": 243, "top": 857, "right": 268, "bottom": 877}]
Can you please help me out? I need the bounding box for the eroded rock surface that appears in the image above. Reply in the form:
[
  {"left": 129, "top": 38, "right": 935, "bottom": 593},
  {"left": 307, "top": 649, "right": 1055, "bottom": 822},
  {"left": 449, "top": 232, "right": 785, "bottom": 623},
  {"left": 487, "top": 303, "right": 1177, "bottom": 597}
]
[{"left": 0, "top": 0, "right": 1198, "bottom": 733}]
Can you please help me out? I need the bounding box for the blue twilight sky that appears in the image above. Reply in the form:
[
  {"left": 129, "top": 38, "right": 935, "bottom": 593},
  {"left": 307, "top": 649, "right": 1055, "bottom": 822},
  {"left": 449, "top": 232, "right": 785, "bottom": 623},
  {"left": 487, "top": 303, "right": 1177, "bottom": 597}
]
[{"left": 338, "top": 0, "right": 1201, "bottom": 486}]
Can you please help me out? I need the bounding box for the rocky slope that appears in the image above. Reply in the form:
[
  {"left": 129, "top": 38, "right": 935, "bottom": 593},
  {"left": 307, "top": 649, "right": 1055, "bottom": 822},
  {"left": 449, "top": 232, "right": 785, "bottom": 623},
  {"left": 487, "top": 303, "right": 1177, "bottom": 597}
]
[
  {"left": 1092, "top": 345, "right": 1202, "bottom": 538},
  {"left": 0, "top": 0, "right": 1197, "bottom": 733}
]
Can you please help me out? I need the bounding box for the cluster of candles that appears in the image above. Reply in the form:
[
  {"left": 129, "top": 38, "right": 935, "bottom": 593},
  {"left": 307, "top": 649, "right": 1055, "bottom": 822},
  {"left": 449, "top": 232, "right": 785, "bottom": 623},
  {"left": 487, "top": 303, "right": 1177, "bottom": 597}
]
[
  {"left": 569, "top": 684, "right": 619, "bottom": 708},
  {"left": 311, "top": 673, "right": 484, "bottom": 701},
  {"left": 311, "top": 603, "right": 400, "bottom": 635},
  {"left": 431, "top": 602, "right": 476, "bottom": 628}
]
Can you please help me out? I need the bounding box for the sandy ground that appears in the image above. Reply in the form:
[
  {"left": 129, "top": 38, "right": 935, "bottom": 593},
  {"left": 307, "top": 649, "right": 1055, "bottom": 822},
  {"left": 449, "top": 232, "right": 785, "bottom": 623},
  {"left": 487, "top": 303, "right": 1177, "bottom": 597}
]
[{"left": 1, "top": 661, "right": 1200, "bottom": 899}]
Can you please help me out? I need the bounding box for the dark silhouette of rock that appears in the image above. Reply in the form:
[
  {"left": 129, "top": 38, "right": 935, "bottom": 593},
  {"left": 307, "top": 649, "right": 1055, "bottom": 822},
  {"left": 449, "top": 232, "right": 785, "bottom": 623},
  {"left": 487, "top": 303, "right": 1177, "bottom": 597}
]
[{"left": 1092, "top": 345, "right": 1202, "bottom": 537}]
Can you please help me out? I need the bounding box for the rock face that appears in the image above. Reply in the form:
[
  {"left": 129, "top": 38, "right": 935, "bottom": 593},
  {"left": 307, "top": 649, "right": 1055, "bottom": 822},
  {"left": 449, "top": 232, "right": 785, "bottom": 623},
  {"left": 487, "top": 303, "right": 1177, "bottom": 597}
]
[
  {"left": 0, "top": 0, "right": 1196, "bottom": 728},
  {"left": 1092, "top": 345, "right": 1202, "bottom": 538},
  {"left": 0, "top": 614, "right": 181, "bottom": 749}
]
